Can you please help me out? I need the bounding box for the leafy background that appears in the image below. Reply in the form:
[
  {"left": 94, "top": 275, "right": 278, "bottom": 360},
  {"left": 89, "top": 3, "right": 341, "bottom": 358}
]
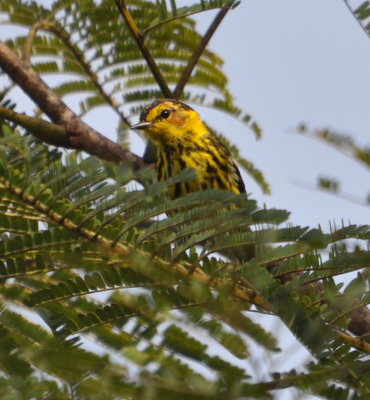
[
  {"left": 204, "top": 0, "right": 370, "bottom": 227},
  {"left": 0, "top": 0, "right": 363, "bottom": 400}
]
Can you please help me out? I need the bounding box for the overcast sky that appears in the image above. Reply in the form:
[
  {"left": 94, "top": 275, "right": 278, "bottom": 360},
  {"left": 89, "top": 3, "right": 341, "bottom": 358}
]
[
  {"left": 92, "top": 3, "right": 370, "bottom": 398},
  {"left": 1, "top": 2, "right": 369, "bottom": 399},
  {"left": 193, "top": 0, "right": 370, "bottom": 232},
  {"left": 208, "top": 3, "right": 369, "bottom": 398},
  {"left": 4, "top": 0, "right": 369, "bottom": 229}
]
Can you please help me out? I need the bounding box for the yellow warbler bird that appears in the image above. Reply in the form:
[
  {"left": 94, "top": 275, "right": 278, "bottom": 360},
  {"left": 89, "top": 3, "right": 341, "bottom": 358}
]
[{"left": 131, "top": 99, "right": 246, "bottom": 199}]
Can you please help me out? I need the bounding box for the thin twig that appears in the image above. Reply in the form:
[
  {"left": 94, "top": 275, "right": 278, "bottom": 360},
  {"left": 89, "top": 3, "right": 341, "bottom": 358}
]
[
  {"left": 114, "top": 0, "right": 172, "bottom": 98},
  {"left": 261, "top": 360, "right": 370, "bottom": 391},
  {"left": 22, "top": 21, "right": 48, "bottom": 67},
  {"left": 22, "top": 20, "right": 131, "bottom": 126},
  {"left": 330, "top": 300, "right": 370, "bottom": 328},
  {"left": 142, "top": 8, "right": 223, "bottom": 37},
  {"left": 292, "top": 180, "right": 368, "bottom": 207},
  {"left": 301, "top": 125, "right": 369, "bottom": 168},
  {"left": 0, "top": 106, "right": 68, "bottom": 146},
  {"left": 46, "top": 24, "right": 131, "bottom": 126},
  {"left": 0, "top": 41, "right": 146, "bottom": 168},
  {"left": 342, "top": 0, "right": 370, "bottom": 40},
  {"left": 0, "top": 176, "right": 266, "bottom": 309},
  {"left": 173, "top": 8, "right": 229, "bottom": 99}
]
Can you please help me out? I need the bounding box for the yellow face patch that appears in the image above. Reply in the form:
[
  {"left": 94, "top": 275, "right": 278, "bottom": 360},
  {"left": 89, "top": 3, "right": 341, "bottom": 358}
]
[
  {"left": 139, "top": 99, "right": 203, "bottom": 143},
  {"left": 144, "top": 100, "right": 192, "bottom": 123},
  {"left": 144, "top": 101, "right": 177, "bottom": 122},
  {"left": 166, "top": 110, "right": 187, "bottom": 127}
]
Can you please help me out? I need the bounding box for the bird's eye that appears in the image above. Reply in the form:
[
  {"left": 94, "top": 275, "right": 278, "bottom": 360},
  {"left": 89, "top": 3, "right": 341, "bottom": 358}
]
[{"left": 160, "top": 109, "right": 171, "bottom": 119}]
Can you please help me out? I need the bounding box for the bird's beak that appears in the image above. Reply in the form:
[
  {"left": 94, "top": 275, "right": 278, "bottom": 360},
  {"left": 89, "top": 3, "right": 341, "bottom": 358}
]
[{"left": 130, "top": 121, "right": 152, "bottom": 130}]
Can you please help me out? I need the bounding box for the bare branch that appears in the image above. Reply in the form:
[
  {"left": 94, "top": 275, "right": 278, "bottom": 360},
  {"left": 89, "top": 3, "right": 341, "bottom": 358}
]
[
  {"left": 261, "top": 360, "right": 370, "bottom": 391},
  {"left": 142, "top": 7, "right": 225, "bottom": 37},
  {"left": 22, "top": 21, "right": 46, "bottom": 67},
  {"left": 342, "top": 0, "right": 370, "bottom": 41},
  {"left": 23, "top": 19, "right": 130, "bottom": 124},
  {"left": 0, "top": 40, "right": 146, "bottom": 169},
  {"left": 348, "top": 303, "right": 370, "bottom": 338},
  {"left": 1, "top": 12, "right": 369, "bottom": 346},
  {"left": 46, "top": 24, "right": 131, "bottom": 126},
  {"left": 114, "top": 0, "right": 173, "bottom": 98},
  {"left": 173, "top": 8, "right": 229, "bottom": 99},
  {"left": 0, "top": 106, "right": 67, "bottom": 146}
]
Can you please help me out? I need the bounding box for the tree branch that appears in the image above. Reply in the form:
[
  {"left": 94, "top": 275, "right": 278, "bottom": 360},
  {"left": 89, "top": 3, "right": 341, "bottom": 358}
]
[
  {"left": 0, "top": 40, "right": 146, "bottom": 169},
  {"left": 348, "top": 303, "right": 370, "bottom": 338},
  {"left": 46, "top": 23, "right": 131, "bottom": 126},
  {"left": 173, "top": 7, "right": 230, "bottom": 99},
  {"left": 261, "top": 359, "right": 370, "bottom": 391},
  {"left": 342, "top": 0, "right": 370, "bottom": 41},
  {"left": 273, "top": 265, "right": 370, "bottom": 340},
  {"left": 1, "top": 20, "right": 369, "bottom": 347},
  {"left": 23, "top": 19, "right": 130, "bottom": 125},
  {"left": 113, "top": 0, "right": 173, "bottom": 98},
  {"left": 0, "top": 106, "right": 67, "bottom": 146}
]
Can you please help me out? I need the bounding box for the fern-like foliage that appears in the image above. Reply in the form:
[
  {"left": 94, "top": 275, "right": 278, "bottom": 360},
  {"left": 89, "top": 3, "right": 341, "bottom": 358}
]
[
  {"left": 344, "top": 0, "right": 370, "bottom": 40},
  {"left": 298, "top": 124, "right": 370, "bottom": 206},
  {"left": 1, "top": 111, "right": 370, "bottom": 398},
  {"left": 146, "top": 0, "right": 241, "bottom": 34},
  {"left": 0, "top": 0, "right": 265, "bottom": 189},
  {"left": 0, "top": 1, "right": 369, "bottom": 398}
]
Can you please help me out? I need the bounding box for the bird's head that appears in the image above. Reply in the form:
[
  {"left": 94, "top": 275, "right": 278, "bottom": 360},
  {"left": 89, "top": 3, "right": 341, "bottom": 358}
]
[{"left": 130, "top": 99, "right": 205, "bottom": 145}]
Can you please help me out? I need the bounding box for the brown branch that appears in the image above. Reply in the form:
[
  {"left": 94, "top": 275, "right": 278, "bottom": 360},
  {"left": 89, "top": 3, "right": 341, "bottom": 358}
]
[
  {"left": 22, "top": 21, "right": 45, "bottom": 67},
  {"left": 348, "top": 303, "right": 370, "bottom": 338},
  {"left": 142, "top": 8, "right": 222, "bottom": 37},
  {"left": 0, "top": 40, "right": 146, "bottom": 169},
  {"left": 0, "top": 176, "right": 266, "bottom": 309},
  {"left": 141, "top": 8, "right": 230, "bottom": 160},
  {"left": 173, "top": 7, "right": 229, "bottom": 99},
  {"left": 46, "top": 24, "right": 131, "bottom": 126},
  {"left": 1, "top": 25, "right": 369, "bottom": 347},
  {"left": 338, "top": 331, "right": 370, "bottom": 353},
  {"left": 261, "top": 359, "right": 370, "bottom": 391},
  {"left": 0, "top": 106, "right": 68, "bottom": 146},
  {"left": 275, "top": 268, "right": 370, "bottom": 340},
  {"left": 113, "top": 0, "right": 173, "bottom": 98},
  {"left": 22, "top": 20, "right": 130, "bottom": 124}
]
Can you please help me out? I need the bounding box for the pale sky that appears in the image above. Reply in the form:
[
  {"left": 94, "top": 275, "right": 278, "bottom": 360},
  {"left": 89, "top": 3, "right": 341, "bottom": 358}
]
[
  {"left": 205, "top": 3, "right": 370, "bottom": 398},
  {"left": 207, "top": 0, "right": 370, "bottom": 230},
  {"left": 1, "top": 1, "right": 369, "bottom": 399}
]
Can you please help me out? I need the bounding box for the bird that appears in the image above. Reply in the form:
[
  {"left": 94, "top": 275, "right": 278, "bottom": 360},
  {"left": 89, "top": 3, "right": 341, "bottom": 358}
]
[{"left": 130, "top": 99, "right": 246, "bottom": 199}]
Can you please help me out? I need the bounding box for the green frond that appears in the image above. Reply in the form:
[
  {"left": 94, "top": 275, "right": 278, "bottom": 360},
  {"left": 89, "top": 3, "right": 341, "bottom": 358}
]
[
  {"left": 0, "top": 125, "right": 370, "bottom": 398},
  {"left": 0, "top": 323, "right": 33, "bottom": 377},
  {"left": 1, "top": 2, "right": 370, "bottom": 397},
  {"left": 207, "top": 303, "right": 279, "bottom": 351},
  {"left": 299, "top": 125, "right": 370, "bottom": 169},
  {"left": 0, "top": 0, "right": 265, "bottom": 190},
  {"left": 241, "top": 264, "right": 337, "bottom": 357},
  {"left": 0, "top": 0, "right": 235, "bottom": 113},
  {"left": 0, "top": 308, "right": 131, "bottom": 394},
  {"left": 182, "top": 308, "right": 249, "bottom": 358},
  {"left": 298, "top": 124, "right": 370, "bottom": 204},
  {"left": 26, "top": 266, "right": 154, "bottom": 307},
  {"left": 345, "top": 1, "right": 370, "bottom": 41},
  {"left": 163, "top": 324, "right": 246, "bottom": 378},
  {"left": 146, "top": 0, "right": 240, "bottom": 34}
]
